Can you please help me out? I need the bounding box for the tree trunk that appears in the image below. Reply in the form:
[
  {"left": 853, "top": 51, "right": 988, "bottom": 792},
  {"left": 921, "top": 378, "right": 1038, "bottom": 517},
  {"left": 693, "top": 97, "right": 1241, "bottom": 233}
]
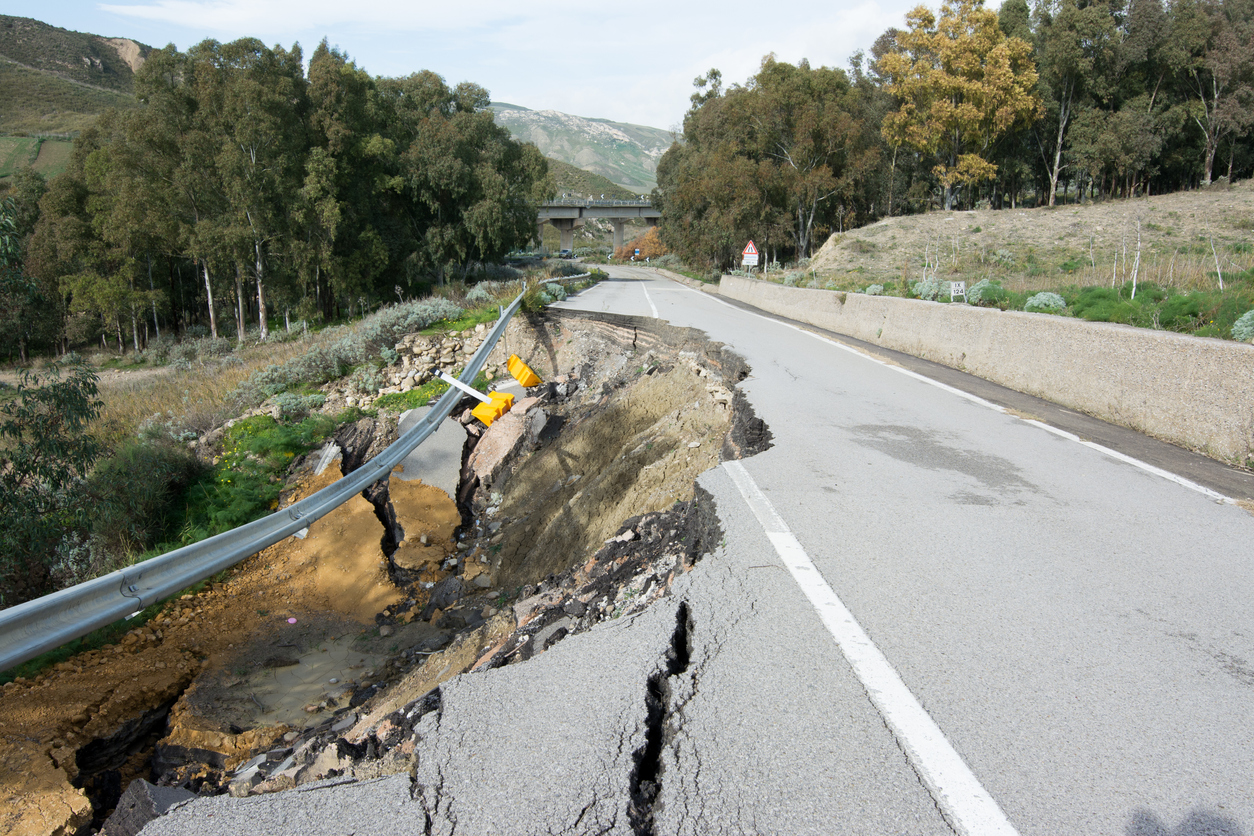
[
  {"left": 203, "top": 260, "right": 219, "bottom": 340},
  {"left": 233, "top": 265, "right": 246, "bottom": 343},
  {"left": 148, "top": 254, "right": 160, "bottom": 340},
  {"left": 254, "top": 240, "right": 269, "bottom": 341}
]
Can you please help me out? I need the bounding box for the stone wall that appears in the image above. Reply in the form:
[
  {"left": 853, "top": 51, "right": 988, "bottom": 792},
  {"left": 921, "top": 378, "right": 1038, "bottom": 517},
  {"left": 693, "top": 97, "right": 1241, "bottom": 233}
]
[{"left": 718, "top": 275, "right": 1254, "bottom": 464}]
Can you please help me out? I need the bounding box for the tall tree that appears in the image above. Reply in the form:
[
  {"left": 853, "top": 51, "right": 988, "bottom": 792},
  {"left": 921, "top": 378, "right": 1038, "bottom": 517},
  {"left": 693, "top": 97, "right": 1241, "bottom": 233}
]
[
  {"left": 1166, "top": 0, "right": 1254, "bottom": 185},
  {"left": 1034, "top": 0, "right": 1120, "bottom": 205},
  {"left": 879, "top": 0, "right": 1042, "bottom": 208}
]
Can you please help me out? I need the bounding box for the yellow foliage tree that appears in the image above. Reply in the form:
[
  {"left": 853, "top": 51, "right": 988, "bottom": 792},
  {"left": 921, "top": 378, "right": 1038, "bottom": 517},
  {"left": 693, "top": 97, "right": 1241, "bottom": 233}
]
[
  {"left": 615, "top": 226, "right": 667, "bottom": 261},
  {"left": 878, "top": 0, "right": 1041, "bottom": 209}
]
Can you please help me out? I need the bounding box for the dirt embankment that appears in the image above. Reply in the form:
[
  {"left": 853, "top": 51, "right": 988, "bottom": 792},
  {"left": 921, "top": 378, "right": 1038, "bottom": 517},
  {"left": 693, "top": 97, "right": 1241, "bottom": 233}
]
[
  {"left": 0, "top": 308, "right": 770, "bottom": 836},
  {"left": 810, "top": 179, "right": 1254, "bottom": 286}
]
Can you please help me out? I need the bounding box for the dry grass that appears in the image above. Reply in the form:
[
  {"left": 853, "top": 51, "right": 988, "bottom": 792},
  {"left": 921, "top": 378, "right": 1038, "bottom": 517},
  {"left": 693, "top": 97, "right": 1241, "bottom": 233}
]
[
  {"left": 809, "top": 180, "right": 1254, "bottom": 291},
  {"left": 89, "top": 338, "right": 321, "bottom": 447}
]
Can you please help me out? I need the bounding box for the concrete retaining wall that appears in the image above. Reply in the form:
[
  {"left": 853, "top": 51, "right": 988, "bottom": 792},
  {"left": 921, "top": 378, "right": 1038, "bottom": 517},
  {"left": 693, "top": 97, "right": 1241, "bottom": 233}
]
[{"left": 718, "top": 275, "right": 1254, "bottom": 465}]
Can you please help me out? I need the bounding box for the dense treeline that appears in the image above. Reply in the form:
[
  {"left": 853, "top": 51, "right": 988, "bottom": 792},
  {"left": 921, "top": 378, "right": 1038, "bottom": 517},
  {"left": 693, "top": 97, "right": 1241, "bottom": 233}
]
[
  {"left": 656, "top": 0, "right": 1254, "bottom": 268},
  {"left": 2, "top": 38, "right": 551, "bottom": 361}
]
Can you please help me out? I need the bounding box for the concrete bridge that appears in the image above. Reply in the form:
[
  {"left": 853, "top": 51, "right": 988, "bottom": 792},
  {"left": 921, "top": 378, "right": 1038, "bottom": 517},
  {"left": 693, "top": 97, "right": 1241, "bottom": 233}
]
[{"left": 537, "top": 200, "right": 661, "bottom": 251}]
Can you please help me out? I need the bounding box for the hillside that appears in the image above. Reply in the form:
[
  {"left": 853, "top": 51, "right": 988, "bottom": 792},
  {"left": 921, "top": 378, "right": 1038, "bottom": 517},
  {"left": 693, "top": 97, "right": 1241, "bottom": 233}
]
[
  {"left": 810, "top": 182, "right": 1254, "bottom": 294},
  {"left": 491, "top": 102, "right": 672, "bottom": 192},
  {"left": 546, "top": 157, "right": 637, "bottom": 201},
  {"left": 0, "top": 15, "right": 149, "bottom": 94}
]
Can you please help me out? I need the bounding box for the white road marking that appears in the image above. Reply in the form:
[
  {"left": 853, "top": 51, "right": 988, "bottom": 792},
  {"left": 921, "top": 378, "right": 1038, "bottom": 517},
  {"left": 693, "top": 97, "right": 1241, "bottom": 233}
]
[
  {"left": 665, "top": 280, "right": 1233, "bottom": 504},
  {"left": 642, "top": 284, "right": 659, "bottom": 318},
  {"left": 723, "top": 459, "right": 1021, "bottom": 836}
]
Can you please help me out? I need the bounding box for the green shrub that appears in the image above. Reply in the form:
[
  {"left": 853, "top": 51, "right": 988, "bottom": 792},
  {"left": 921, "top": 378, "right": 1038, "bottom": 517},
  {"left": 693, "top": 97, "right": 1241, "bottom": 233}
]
[
  {"left": 179, "top": 414, "right": 335, "bottom": 543},
  {"left": 1232, "top": 310, "right": 1254, "bottom": 341},
  {"left": 271, "top": 392, "right": 326, "bottom": 420},
  {"left": 864, "top": 284, "right": 885, "bottom": 296},
  {"left": 83, "top": 437, "right": 205, "bottom": 557},
  {"left": 1024, "top": 291, "right": 1067, "bottom": 313},
  {"left": 0, "top": 364, "right": 102, "bottom": 606},
  {"left": 1071, "top": 287, "right": 1137, "bottom": 323},
  {"left": 912, "top": 279, "right": 941, "bottom": 300}
]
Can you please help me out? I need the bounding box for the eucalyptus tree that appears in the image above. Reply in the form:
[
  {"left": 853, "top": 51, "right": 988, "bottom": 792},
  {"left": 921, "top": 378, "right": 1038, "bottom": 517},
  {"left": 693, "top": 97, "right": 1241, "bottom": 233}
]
[
  {"left": 1033, "top": 0, "right": 1120, "bottom": 205},
  {"left": 1166, "top": 0, "right": 1254, "bottom": 185},
  {"left": 213, "top": 38, "right": 308, "bottom": 341},
  {"left": 383, "top": 74, "right": 550, "bottom": 283},
  {"left": 878, "top": 0, "right": 1041, "bottom": 209},
  {"left": 656, "top": 56, "right": 878, "bottom": 266}
]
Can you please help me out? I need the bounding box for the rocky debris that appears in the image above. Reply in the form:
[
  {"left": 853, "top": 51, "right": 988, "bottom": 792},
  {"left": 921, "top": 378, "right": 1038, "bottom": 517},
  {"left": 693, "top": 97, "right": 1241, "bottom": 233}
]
[
  {"left": 101, "top": 779, "right": 196, "bottom": 836},
  {"left": 463, "top": 396, "right": 546, "bottom": 490},
  {"left": 379, "top": 325, "right": 498, "bottom": 396},
  {"left": 210, "top": 492, "right": 723, "bottom": 799}
]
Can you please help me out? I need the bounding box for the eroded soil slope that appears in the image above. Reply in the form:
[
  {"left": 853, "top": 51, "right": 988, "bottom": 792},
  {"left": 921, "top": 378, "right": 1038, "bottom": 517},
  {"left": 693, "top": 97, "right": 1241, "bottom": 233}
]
[{"left": 0, "top": 308, "right": 770, "bottom": 836}]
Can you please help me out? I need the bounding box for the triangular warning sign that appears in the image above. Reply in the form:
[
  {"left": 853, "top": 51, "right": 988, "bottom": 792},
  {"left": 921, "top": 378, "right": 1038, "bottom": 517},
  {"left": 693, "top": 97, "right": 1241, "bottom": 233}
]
[{"left": 743, "top": 240, "right": 758, "bottom": 256}]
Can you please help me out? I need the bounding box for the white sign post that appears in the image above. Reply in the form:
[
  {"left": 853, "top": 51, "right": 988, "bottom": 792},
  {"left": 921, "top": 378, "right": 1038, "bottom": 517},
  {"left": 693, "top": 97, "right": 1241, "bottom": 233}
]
[{"left": 742, "top": 240, "right": 759, "bottom": 271}]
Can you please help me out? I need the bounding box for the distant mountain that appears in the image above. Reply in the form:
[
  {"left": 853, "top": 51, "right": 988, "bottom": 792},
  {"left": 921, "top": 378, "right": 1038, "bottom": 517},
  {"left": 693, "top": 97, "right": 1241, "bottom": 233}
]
[
  {"left": 490, "top": 102, "right": 673, "bottom": 192},
  {"left": 0, "top": 15, "right": 148, "bottom": 135},
  {"left": 0, "top": 15, "right": 149, "bottom": 93}
]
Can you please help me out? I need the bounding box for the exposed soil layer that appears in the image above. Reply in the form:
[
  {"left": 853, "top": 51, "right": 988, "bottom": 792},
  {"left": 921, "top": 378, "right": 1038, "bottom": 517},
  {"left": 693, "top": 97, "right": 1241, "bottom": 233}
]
[{"left": 0, "top": 308, "right": 768, "bottom": 835}]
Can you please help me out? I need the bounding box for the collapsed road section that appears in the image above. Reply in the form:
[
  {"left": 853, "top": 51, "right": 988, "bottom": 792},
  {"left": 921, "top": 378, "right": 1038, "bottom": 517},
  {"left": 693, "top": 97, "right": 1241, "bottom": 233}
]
[{"left": 0, "top": 307, "right": 772, "bottom": 836}]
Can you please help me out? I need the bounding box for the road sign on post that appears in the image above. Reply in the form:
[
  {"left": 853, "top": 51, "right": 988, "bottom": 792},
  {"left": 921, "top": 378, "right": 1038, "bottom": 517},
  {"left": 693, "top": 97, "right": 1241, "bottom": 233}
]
[{"left": 742, "top": 240, "right": 759, "bottom": 268}]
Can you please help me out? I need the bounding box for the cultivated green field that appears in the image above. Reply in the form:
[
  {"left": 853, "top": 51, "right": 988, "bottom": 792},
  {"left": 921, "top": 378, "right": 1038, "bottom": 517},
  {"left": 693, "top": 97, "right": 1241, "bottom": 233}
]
[
  {"left": 0, "top": 136, "right": 38, "bottom": 177},
  {"left": 0, "top": 135, "right": 73, "bottom": 183}
]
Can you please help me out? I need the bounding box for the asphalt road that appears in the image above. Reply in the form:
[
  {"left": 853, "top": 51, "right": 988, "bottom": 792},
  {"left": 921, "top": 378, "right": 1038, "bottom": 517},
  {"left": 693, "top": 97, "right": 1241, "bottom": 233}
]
[{"left": 146, "top": 269, "right": 1254, "bottom": 836}]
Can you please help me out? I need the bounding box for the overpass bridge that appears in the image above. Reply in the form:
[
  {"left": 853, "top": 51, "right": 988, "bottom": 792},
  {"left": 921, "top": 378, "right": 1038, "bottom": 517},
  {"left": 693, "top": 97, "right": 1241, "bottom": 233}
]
[{"left": 537, "top": 199, "right": 661, "bottom": 251}]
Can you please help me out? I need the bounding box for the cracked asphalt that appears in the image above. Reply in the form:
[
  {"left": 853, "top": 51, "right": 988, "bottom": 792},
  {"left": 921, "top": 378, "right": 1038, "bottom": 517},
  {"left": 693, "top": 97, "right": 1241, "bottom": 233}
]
[{"left": 143, "top": 268, "right": 1254, "bottom": 835}]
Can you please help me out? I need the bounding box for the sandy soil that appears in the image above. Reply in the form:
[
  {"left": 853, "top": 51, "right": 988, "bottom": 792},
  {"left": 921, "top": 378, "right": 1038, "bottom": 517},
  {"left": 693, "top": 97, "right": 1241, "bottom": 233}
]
[{"left": 0, "top": 461, "right": 460, "bottom": 836}]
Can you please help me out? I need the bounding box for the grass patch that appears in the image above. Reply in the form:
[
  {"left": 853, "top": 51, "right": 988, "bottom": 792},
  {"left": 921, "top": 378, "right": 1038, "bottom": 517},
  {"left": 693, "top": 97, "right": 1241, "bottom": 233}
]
[
  {"left": 374, "top": 370, "right": 490, "bottom": 413},
  {"left": 0, "top": 62, "right": 136, "bottom": 136},
  {"left": 0, "top": 136, "right": 39, "bottom": 177},
  {"left": 421, "top": 306, "right": 500, "bottom": 335},
  {"left": 176, "top": 413, "right": 338, "bottom": 544}
]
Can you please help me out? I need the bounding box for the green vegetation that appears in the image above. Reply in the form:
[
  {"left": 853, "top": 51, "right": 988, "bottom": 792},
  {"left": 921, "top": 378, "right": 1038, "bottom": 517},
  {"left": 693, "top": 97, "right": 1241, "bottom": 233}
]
[
  {"left": 0, "top": 363, "right": 103, "bottom": 606},
  {"left": 11, "top": 38, "right": 550, "bottom": 360},
  {"left": 374, "top": 370, "right": 490, "bottom": 412},
  {"left": 0, "top": 61, "right": 136, "bottom": 135},
  {"left": 658, "top": 0, "right": 1254, "bottom": 269},
  {"left": 0, "top": 137, "right": 39, "bottom": 177},
  {"left": 546, "top": 157, "right": 639, "bottom": 200},
  {"left": 177, "top": 413, "right": 338, "bottom": 544}
]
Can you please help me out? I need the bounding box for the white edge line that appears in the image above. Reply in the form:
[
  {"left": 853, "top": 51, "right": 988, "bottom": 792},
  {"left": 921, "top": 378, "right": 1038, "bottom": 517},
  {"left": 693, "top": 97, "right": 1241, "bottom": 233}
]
[
  {"left": 642, "top": 284, "right": 660, "bottom": 318},
  {"left": 723, "top": 460, "right": 1019, "bottom": 836},
  {"left": 670, "top": 281, "right": 1234, "bottom": 505}
]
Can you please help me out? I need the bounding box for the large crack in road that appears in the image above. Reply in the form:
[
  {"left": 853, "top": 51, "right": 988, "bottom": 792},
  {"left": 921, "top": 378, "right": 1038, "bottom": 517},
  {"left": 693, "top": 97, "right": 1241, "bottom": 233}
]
[{"left": 0, "top": 307, "right": 772, "bottom": 836}]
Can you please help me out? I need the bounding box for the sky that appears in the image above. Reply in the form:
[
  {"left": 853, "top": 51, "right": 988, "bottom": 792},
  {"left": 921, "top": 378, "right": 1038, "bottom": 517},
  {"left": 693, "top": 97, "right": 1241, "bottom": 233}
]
[{"left": 5, "top": 0, "right": 940, "bottom": 132}]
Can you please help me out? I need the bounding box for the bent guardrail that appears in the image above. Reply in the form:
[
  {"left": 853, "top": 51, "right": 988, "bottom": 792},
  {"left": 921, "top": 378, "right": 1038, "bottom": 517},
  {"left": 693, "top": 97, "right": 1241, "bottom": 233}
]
[{"left": 0, "top": 290, "right": 529, "bottom": 673}]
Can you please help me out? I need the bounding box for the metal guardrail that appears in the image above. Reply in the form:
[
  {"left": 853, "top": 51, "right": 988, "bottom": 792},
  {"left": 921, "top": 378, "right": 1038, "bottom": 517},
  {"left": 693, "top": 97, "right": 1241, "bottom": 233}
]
[{"left": 0, "top": 290, "right": 530, "bottom": 673}]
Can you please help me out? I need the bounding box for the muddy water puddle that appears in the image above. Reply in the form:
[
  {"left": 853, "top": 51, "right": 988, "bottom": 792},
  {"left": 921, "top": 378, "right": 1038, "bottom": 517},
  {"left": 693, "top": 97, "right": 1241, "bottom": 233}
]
[{"left": 208, "top": 622, "right": 444, "bottom": 730}]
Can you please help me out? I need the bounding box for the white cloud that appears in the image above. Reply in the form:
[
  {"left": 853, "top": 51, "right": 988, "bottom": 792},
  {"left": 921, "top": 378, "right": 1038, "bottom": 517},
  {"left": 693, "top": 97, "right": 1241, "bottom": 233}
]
[
  {"left": 99, "top": 0, "right": 546, "bottom": 32},
  {"left": 91, "top": 0, "right": 927, "bottom": 128}
]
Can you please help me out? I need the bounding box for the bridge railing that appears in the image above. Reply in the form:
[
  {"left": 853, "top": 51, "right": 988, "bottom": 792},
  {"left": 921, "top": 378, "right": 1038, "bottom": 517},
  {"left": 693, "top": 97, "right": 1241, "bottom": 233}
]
[{"left": 541, "top": 199, "right": 654, "bottom": 208}]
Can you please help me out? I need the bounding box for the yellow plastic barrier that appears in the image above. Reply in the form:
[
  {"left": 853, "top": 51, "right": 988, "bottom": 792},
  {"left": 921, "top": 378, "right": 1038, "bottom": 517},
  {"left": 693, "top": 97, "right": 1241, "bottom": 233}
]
[
  {"left": 471, "top": 391, "right": 515, "bottom": 426},
  {"left": 507, "top": 354, "right": 542, "bottom": 388}
]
